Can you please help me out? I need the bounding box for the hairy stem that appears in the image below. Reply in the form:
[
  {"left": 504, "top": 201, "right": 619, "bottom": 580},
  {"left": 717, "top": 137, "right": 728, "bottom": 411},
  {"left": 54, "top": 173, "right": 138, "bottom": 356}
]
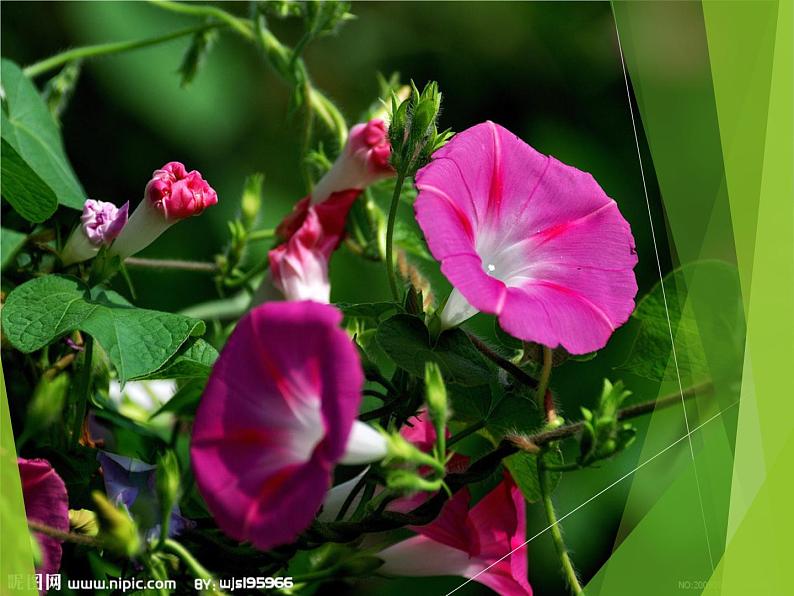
[
  {"left": 312, "top": 382, "right": 710, "bottom": 541},
  {"left": 28, "top": 520, "right": 102, "bottom": 548},
  {"left": 24, "top": 24, "right": 221, "bottom": 78},
  {"left": 71, "top": 336, "right": 93, "bottom": 447},
  {"left": 466, "top": 332, "right": 538, "bottom": 388},
  {"left": 539, "top": 459, "right": 583, "bottom": 595},
  {"left": 148, "top": 0, "right": 253, "bottom": 39},
  {"left": 385, "top": 170, "right": 408, "bottom": 300},
  {"left": 537, "top": 346, "right": 555, "bottom": 422},
  {"left": 124, "top": 257, "right": 219, "bottom": 273}
]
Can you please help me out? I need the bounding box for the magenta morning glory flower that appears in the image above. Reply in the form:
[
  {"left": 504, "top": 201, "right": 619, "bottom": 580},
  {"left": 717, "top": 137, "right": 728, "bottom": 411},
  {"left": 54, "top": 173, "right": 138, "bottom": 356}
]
[
  {"left": 18, "top": 458, "right": 70, "bottom": 579},
  {"left": 61, "top": 199, "right": 129, "bottom": 265},
  {"left": 415, "top": 121, "right": 638, "bottom": 354},
  {"left": 190, "top": 301, "right": 386, "bottom": 550},
  {"left": 378, "top": 472, "right": 531, "bottom": 595}
]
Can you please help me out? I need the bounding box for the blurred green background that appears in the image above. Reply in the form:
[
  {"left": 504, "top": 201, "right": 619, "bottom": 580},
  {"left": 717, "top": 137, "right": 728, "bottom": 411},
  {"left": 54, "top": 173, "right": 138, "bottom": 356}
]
[{"left": 2, "top": 2, "right": 683, "bottom": 594}]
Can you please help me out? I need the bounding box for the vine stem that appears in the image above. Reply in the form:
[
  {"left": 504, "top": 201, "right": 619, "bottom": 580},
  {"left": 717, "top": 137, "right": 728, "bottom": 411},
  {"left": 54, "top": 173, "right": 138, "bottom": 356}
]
[
  {"left": 28, "top": 520, "right": 102, "bottom": 548},
  {"left": 539, "top": 459, "right": 583, "bottom": 595},
  {"left": 161, "top": 539, "right": 214, "bottom": 581},
  {"left": 24, "top": 24, "right": 221, "bottom": 78},
  {"left": 312, "top": 382, "right": 711, "bottom": 542},
  {"left": 147, "top": 0, "right": 253, "bottom": 39},
  {"left": 465, "top": 332, "right": 538, "bottom": 388},
  {"left": 536, "top": 346, "right": 555, "bottom": 422},
  {"left": 71, "top": 336, "right": 93, "bottom": 446},
  {"left": 385, "top": 170, "right": 408, "bottom": 300},
  {"left": 124, "top": 257, "right": 219, "bottom": 273}
]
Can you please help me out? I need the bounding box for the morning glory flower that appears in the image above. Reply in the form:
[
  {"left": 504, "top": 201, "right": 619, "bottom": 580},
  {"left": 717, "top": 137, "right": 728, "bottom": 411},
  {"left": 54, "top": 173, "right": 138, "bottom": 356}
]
[
  {"left": 110, "top": 161, "right": 218, "bottom": 260},
  {"left": 190, "top": 301, "right": 386, "bottom": 550},
  {"left": 61, "top": 199, "right": 129, "bottom": 265},
  {"left": 97, "top": 452, "right": 190, "bottom": 542},
  {"left": 378, "top": 473, "right": 531, "bottom": 595},
  {"left": 18, "top": 458, "right": 69, "bottom": 579},
  {"left": 415, "top": 121, "right": 638, "bottom": 354}
]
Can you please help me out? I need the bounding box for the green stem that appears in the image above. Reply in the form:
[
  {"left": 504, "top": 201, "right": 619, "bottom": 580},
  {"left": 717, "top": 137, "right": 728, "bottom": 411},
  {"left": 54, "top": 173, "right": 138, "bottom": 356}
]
[
  {"left": 28, "top": 520, "right": 102, "bottom": 548},
  {"left": 24, "top": 24, "right": 220, "bottom": 78},
  {"left": 71, "top": 337, "right": 93, "bottom": 446},
  {"left": 536, "top": 346, "right": 555, "bottom": 422},
  {"left": 385, "top": 170, "right": 408, "bottom": 300},
  {"left": 148, "top": 0, "right": 253, "bottom": 39},
  {"left": 246, "top": 228, "right": 276, "bottom": 242},
  {"left": 124, "top": 257, "right": 218, "bottom": 273},
  {"left": 161, "top": 538, "right": 214, "bottom": 581},
  {"left": 539, "top": 459, "right": 583, "bottom": 595},
  {"left": 301, "top": 81, "right": 316, "bottom": 193},
  {"left": 447, "top": 419, "right": 486, "bottom": 447},
  {"left": 466, "top": 332, "right": 538, "bottom": 388}
]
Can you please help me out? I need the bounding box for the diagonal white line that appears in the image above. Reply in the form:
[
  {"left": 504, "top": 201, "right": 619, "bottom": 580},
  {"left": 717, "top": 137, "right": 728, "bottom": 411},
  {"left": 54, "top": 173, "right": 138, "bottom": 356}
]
[
  {"left": 610, "top": 5, "right": 715, "bottom": 572},
  {"left": 445, "top": 400, "right": 738, "bottom": 596}
]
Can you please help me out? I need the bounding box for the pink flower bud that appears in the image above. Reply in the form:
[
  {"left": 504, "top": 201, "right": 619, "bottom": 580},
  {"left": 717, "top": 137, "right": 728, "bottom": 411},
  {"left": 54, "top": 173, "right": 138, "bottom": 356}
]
[
  {"left": 61, "top": 199, "right": 129, "bottom": 265},
  {"left": 269, "top": 209, "right": 336, "bottom": 303},
  {"left": 110, "top": 162, "right": 218, "bottom": 260},
  {"left": 311, "top": 118, "right": 395, "bottom": 204},
  {"left": 145, "top": 161, "right": 218, "bottom": 220}
]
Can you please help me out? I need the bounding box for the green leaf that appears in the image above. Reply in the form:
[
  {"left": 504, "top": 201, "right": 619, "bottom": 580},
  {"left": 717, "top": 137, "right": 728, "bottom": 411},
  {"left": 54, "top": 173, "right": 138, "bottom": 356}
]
[
  {"left": 138, "top": 338, "right": 218, "bottom": 381},
  {"left": 618, "top": 261, "right": 743, "bottom": 382},
  {"left": 2, "top": 275, "right": 206, "bottom": 383},
  {"left": 0, "top": 139, "right": 58, "bottom": 222},
  {"left": 486, "top": 385, "right": 544, "bottom": 439},
  {"left": 338, "top": 301, "right": 402, "bottom": 325},
  {"left": 1, "top": 59, "right": 86, "bottom": 210},
  {"left": 1, "top": 226, "right": 27, "bottom": 270},
  {"left": 149, "top": 379, "right": 205, "bottom": 420},
  {"left": 393, "top": 219, "right": 433, "bottom": 262},
  {"left": 376, "top": 314, "right": 491, "bottom": 386},
  {"left": 504, "top": 448, "right": 562, "bottom": 503}
]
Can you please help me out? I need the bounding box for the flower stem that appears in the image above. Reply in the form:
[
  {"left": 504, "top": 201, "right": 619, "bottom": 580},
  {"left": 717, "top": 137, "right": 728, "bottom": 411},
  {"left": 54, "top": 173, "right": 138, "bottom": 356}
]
[
  {"left": 24, "top": 24, "right": 220, "bottom": 78},
  {"left": 385, "top": 170, "right": 408, "bottom": 300},
  {"left": 539, "top": 459, "right": 583, "bottom": 595},
  {"left": 161, "top": 538, "right": 214, "bottom": 581},
  {"left": 124, "top": 257, "right": 219, "bottom": 273},
  {"left": 71, "top": 336, "right": 93, "bottom": 447}
]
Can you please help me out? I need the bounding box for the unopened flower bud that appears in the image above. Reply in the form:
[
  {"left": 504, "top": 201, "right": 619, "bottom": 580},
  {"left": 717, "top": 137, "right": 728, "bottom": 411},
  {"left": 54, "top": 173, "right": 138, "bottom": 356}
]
[
  {"left": 110, "top": 162, "right": 218, "bottom": 260},
  {"left": 311, "top": 118, "right": 394, "bottom": 205},
  {"left": 92, "top": 490, "right": 141, "bottom": 557},
  {"left": 61, "top": 199, "right": 129, "bottom": 265}
]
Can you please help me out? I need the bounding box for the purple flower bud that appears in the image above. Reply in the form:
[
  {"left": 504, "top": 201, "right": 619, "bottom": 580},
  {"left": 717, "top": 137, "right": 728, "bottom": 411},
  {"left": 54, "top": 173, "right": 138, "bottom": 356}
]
[
  {"left": 61, "top": 200, "right": 129, "bottom": 266},
  {"left": 81, "top": 199, "right": 129, "bottom": 245}
]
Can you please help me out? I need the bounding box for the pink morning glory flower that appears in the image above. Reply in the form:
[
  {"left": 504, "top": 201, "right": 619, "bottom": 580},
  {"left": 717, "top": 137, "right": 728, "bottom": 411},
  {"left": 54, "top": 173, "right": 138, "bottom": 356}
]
[
  {"left": 110, "top": 161, "right": 218, "bottom": 259},
  {"left": 18, "top": 458, "right": 69, "bottom": 579},
  {"left": 311, "top": 118, "right": 394, "bottom": 205},
  {"left": 190, "top": 301, "right": 386, "bottom": 551},
  {"left": 378, "top": 472, "right": 531, "bottom": 595},
  {"left": 415, "top": 121, "right": 638, "bottom": 354},
  {"left": 60, "top": 199, "right": 129, "bottom": 265},
  {"left": 269, "top": 209, "right": 337, "bottom": 302}
]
